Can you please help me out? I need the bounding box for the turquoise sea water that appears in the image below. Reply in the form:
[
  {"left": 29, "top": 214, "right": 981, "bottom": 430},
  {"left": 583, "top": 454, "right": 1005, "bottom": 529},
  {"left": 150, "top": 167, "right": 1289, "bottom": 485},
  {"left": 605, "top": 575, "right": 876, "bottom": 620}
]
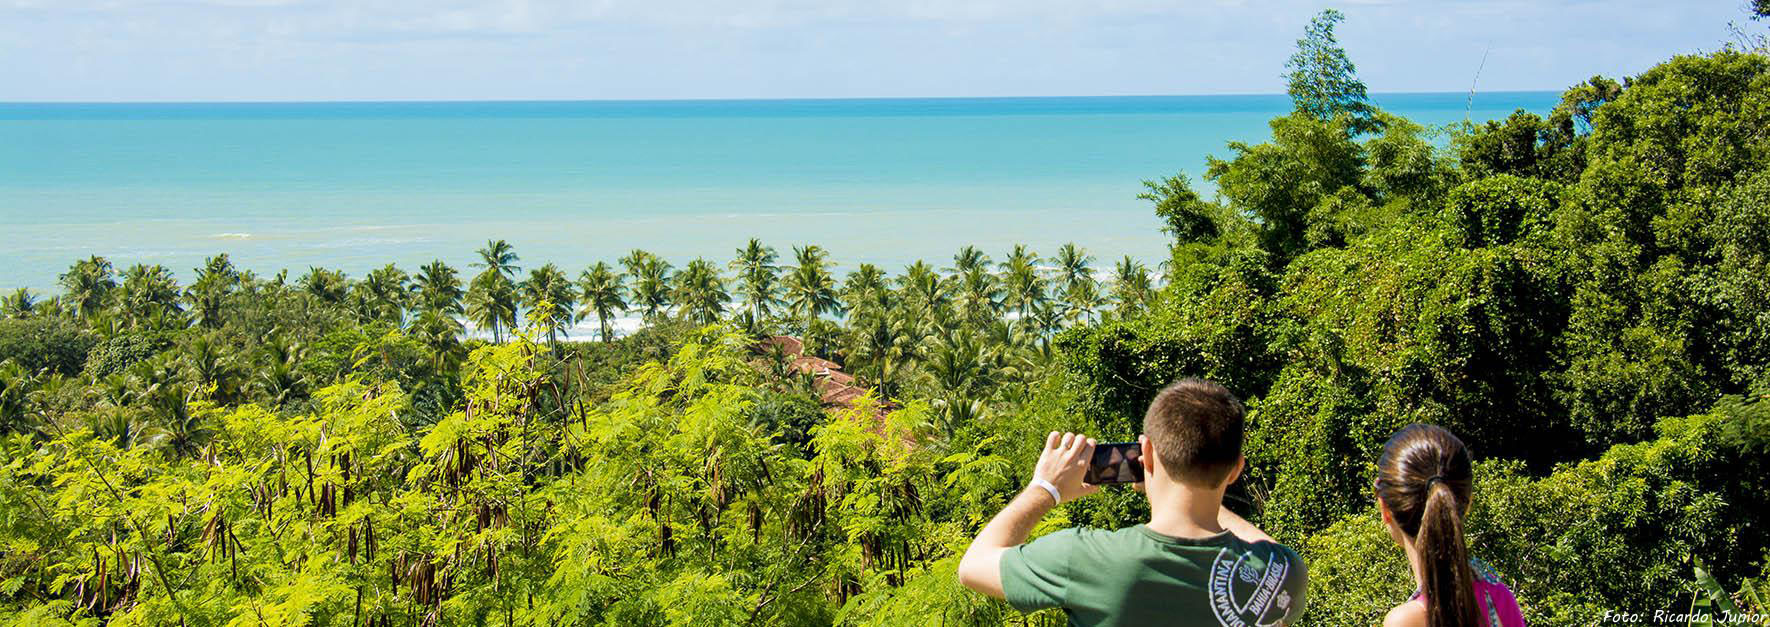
[{"left": 0, "top": 92, "right": 1558, "bottom": 294}]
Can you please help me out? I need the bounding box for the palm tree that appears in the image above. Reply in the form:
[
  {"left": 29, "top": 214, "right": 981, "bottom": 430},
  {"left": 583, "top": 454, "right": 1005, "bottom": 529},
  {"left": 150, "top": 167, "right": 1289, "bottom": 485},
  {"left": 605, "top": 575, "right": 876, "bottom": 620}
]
[
  {"left": 923, "top": 330, "right": 990, "bottom": 434},
  {"left": 467, "top": 240, "right": 523, "bottom": 341},
  {"left": 630, "top": 255, "right": 675, "bottom": 322},
  {"left": 899, "top": 260, "right": 950, "bottom": 321},
  {"left": 1063, "top": 278, "right": 1105, "bottom": 324},
  {"left": 730, "top": 239, "right": 782, "bottom": 328},
  {"left": 1110, "top": 256, "right": 1154, "bottom": 313},
  {"left": 254, "top": 339, "right": 310, "bottom": 407},
  {"left": 1053, "top": 243, "right": 1099, "bottom": 323},
  {"left": 184, "top": 254, "right": 240, "bottom": 329},
  {"left": 58, "top": 255, "right": 116, "bottom": 320},
  {"left": 24, "top": 296, "right": 62, "bottom": 320},
  {"left": 184, "top": 284, "right": 227, "bottom": 330},
  {"left": 673, "top": 258, "right": 728, "bottom": 325},
  {"left": 948, "top": 245, "right": 991, "bottom": 276},
  {"left": 184, "top": 255, "right": 238, "bottom": 330},
  {"left": 577, "top": 262, "right": 627, "bottom": 342},
  {"left": 844, "top": 290, "right": 915, "bottom": 399},
  {"left": 410, "top": 308, "right": 463, "bottom": 371},
  {"left": 194, "top": 253, "right": 239, "bottom": 286},
  {"left": 956, "top": 266, "right": 1002, "bottom": 326},
  {"left": 467, "top": 272, "right": 518, "bottom": 343},
  {"left": 840, "top": 264, "right": 889, "bottom": 316},
  {"left": 92, "top": 410, "right": 150, "bottom": 450},
  {"left": 982, "top": 317, "right": 1038, "bottom": 375},
  {"left": 783, "top": 245, "right": 840, "bottom": 337},
  {"left": 619, "top": 249, "right": 653, "bottom": 279},
  {"left": 299, "top": 267, "right": 349, "bottom": 304},
  {"left": 473, "top": 239, "right": 521, "bottom": 279},
  {"left": 182, "top": 335, "right": 242, "bottom": 403},
  {"left": 521, "top": 263, "right": 576, "bottom": 344},
  {"left": 119, "top": 263, "right": 182, "bottom": 329},
  {"left": 0, "top": 288, "right": 35, "bottom": 319},
  {"left": 1025, "top": 299, "right": 1064, "bottom": 347},
  {"left": 1000, "top": 246, "right": 1046, "bottom": 318},
  {"left": 415, "top": 260, "right": 465, "bottom": 316},
  {"left": 1055, "top": 243, "right": 1094, "bottom": 295},
  {"left": 148, "top": 397, "right": 216, "bottom": 458},
  {"left": 91, "top": 371, "right": 138, "bottom": 410},
  {"left": 354, "top": 263, "right": 412, "bottom": 325},
  {"left": 0, "top": 361, "right": 36, "bottom": 436}
]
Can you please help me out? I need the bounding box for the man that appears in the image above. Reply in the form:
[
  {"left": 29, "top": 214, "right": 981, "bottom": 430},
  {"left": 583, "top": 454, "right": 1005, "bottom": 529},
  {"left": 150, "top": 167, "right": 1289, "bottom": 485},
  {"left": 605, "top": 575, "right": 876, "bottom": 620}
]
[{"left": 957, "top": 378, "right": 1306, "bottom": 626}]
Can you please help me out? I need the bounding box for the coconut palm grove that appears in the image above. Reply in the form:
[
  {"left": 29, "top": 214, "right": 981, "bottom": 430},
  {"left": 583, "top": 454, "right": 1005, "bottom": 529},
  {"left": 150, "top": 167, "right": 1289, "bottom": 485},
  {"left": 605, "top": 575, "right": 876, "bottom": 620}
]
[{"left": 3, "top": 10, "right": 1770, "bottom": 627}]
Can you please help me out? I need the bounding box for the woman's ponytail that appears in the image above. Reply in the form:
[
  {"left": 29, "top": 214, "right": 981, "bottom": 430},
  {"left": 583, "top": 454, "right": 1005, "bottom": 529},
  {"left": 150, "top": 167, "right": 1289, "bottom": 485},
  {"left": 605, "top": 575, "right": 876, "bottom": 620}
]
[
  {"left": 1375, "top": 424, "right": 1480, "bottom": 627},
  {"left": 1417, "top": 481, "right": 1479, "bottom": 627}
]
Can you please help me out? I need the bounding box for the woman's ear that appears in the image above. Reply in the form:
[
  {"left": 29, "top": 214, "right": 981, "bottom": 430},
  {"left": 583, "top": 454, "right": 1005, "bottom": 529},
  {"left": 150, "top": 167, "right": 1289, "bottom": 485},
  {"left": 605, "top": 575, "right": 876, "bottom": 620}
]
[{"left": 1377, "top": 496, "right": 1407, "bottom": 545}]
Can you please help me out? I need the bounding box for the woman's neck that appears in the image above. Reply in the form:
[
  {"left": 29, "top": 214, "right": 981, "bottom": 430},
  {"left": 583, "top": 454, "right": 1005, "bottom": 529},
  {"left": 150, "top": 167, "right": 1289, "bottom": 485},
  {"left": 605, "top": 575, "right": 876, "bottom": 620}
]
[{"left": 1404, "top": 538, "right": 1425, "bottom": 591}]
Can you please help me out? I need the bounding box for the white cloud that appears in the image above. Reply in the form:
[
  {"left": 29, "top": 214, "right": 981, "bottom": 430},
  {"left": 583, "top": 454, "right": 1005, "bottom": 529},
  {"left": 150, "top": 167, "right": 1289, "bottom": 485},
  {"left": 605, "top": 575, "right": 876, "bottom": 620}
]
[{"left": 0, "top": 0, "right": 1747, "bottom": 100}]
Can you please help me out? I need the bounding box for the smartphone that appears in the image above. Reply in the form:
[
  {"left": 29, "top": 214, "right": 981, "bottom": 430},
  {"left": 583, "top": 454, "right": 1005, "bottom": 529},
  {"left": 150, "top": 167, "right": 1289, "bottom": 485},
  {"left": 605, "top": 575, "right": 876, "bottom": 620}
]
[{"left": 1084, "top": 442, "right": 1144, "bottom": 485}]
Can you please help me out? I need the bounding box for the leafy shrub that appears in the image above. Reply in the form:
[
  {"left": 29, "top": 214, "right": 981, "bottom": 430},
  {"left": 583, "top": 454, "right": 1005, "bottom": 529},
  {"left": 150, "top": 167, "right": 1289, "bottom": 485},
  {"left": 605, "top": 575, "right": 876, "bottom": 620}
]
[
  {"left": 747, "top": 389, "right": 824, "bottom": 452},
  {"left": 1294, "top": 514, "right": 1411, "bottom": 627},
  {"left": 1275, "top": 222, "right": 1574, "bottom": 469},
  {"left": 81, "top": 331, "right": 173, "bottom": 379},
  {"left": 0, "top": 317, "right": 93, "bottom": 376},
  {"left": 1441, "top": 174, "right": 1564, "bottom": 248}
]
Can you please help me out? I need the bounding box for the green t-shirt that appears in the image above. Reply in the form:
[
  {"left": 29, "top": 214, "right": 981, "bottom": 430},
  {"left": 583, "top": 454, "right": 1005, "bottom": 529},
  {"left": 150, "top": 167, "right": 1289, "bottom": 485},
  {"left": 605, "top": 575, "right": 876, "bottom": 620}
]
[{"left": 1000, "top": 525, "right": 1307, "bottom": 627}]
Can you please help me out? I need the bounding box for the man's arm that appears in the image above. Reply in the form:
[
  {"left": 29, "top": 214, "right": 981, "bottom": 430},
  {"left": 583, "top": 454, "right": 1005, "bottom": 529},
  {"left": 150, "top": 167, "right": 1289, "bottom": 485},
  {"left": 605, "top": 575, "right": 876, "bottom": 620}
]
[
  {"left": 956, "top": 432, "right": 1098, "bottom": 599},
  {"left": 955, "top": 486, "right": 1057, "bottom": 598},
  {"left": 1218, "top": 504, "right": 1276, "bottom": 544}
]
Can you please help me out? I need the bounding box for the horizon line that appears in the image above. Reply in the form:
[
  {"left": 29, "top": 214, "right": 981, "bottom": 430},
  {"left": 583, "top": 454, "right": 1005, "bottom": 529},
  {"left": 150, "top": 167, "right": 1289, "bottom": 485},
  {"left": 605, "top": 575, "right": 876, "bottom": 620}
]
[{"left": 0, "top": 89, "right": 1563, "bottom": 106}]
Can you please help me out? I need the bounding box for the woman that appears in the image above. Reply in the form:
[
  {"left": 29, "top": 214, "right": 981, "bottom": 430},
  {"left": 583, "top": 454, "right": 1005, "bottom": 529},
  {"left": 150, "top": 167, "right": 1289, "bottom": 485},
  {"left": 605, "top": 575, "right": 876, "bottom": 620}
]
[{"left": 1374, "top": 424, "right": 1526, "bottom": 627}]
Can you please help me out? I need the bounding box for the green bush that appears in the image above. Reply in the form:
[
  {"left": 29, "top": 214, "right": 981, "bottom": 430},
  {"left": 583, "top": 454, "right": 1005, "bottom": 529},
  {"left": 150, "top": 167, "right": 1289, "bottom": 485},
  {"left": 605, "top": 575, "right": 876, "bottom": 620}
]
[
  {"left": 1295, "top": 514, "right": 1411, "bottom": 627},
  {"left": 1441, "top": 174, "right": 1564, "bottom": 248},
  {"left": 81, "top": 331, "right": 173, "bottom": 379},
  {"left": 0, "top": 317, "right": 94, "bottom": 377},
  {"left": 1274, "top": 222, "right": 1573, "bottom": 468}
]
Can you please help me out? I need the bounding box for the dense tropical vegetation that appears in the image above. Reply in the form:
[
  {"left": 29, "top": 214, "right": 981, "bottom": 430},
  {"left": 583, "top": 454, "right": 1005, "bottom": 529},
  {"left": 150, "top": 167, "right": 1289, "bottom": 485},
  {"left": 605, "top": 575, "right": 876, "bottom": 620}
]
[{"left": 3, "top": 9, "right": 1769, "bottom": 626}]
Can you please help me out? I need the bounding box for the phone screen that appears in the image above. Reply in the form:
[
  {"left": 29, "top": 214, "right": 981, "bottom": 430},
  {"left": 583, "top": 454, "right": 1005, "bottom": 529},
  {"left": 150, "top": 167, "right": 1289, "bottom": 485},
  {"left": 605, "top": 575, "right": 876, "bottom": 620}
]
[{"left": 1084, "top": 442, "right": 1144, "bottom": 484}]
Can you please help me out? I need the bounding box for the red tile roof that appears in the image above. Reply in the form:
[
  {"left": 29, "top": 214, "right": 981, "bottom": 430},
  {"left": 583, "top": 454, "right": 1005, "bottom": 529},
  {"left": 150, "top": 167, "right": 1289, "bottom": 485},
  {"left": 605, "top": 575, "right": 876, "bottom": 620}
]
[{"left": 755, "top": 335, "right": 896, "bottom": 420}]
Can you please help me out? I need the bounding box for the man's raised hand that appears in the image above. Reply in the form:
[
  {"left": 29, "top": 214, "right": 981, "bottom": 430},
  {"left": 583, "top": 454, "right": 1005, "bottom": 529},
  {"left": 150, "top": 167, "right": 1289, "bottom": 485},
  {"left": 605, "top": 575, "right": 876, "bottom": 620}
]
[{"left": 1033, "top": 432, "right": 1100, "bottom": 504}]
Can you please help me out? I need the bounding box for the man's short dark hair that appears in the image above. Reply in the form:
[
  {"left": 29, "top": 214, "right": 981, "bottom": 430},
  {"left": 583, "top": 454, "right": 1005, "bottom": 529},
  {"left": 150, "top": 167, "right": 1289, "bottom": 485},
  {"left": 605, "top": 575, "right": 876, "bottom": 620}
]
[{"left": 1143, "top": 378, "right": 1245, "bottom": 486}]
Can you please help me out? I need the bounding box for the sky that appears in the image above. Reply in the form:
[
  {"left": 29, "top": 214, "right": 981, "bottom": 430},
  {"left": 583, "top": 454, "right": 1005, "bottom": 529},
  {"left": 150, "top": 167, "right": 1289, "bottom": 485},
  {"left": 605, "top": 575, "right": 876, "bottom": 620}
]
[{"left": 0, "top": 0, "right": 1758, "bottom": 102}]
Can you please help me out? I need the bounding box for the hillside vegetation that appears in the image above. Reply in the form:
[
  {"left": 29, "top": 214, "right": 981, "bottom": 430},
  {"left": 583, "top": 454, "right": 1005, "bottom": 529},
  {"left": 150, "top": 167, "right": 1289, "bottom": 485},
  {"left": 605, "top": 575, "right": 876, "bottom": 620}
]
[{"left": 2, "top": 16, "right": 1768, "bottom": 626}]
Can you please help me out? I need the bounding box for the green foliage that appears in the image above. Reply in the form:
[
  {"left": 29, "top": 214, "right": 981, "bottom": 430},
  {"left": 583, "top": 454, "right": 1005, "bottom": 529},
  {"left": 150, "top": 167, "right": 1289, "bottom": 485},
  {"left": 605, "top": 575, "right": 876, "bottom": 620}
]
[
  {"left": 1138, "top": 173, "right": 1221, "bottom": 244},
  {"left": 1056, "top": 245, "right": 1284, "bottom": 440},
  {"left": 0, "top": 317, "right": 95, "bottom": 377},
  {"left": 1293, "top": 514, "right": 1411, "bottom": 627},
  {"left": 1454, "top": 110, "right": 1582, "bottom": 184},
  {"left": 81, "top": 333, "right": 172, "bottom": 380},
  {"left": 1441, "top": 175, "right": 1563, "bottom": 248},
  {"left": 1285, "top": 9, "right": 1379, "bottom": 134},
  {"left": 1207, "top": 112, "right": 1365, "bottom": 261}
]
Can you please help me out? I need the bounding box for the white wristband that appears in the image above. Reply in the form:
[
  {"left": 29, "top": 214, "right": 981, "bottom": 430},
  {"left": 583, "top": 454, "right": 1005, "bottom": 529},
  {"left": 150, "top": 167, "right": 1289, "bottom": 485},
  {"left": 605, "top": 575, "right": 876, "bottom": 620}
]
[{"left": 1029, "top": 478, "right": 1061, "bottom": 504}]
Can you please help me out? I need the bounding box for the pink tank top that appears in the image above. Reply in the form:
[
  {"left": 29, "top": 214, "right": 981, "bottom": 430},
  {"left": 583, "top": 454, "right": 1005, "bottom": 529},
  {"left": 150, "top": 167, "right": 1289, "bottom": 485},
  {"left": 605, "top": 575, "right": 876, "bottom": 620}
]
[{"left": 1410, "top": 559, "right": 1527, "bottom": 627}]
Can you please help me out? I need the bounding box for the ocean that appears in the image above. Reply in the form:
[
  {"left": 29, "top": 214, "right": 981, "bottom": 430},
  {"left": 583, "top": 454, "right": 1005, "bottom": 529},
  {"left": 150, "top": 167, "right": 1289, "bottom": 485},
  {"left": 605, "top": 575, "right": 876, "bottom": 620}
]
[{"left": 0, "top": 92, "right": 1559, "bottom": 301}]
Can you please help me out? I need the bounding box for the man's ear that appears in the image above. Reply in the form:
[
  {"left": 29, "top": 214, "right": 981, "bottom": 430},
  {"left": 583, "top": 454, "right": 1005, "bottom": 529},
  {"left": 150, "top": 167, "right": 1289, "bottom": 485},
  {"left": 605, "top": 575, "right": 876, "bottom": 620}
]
[
  {"left": 1221, "top": 456, "right": 1245, "bottom": 490},
  {"left": 1139, "top": 434, "right": 1154, "bottom": 475}
]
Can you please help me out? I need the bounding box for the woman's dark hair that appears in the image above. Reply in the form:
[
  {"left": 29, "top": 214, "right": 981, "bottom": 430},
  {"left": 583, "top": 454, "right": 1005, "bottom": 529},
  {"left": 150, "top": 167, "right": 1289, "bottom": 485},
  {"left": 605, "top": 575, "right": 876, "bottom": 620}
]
[{"left": 1376, "top": 424, "right": 1478, "bottom": 627}]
